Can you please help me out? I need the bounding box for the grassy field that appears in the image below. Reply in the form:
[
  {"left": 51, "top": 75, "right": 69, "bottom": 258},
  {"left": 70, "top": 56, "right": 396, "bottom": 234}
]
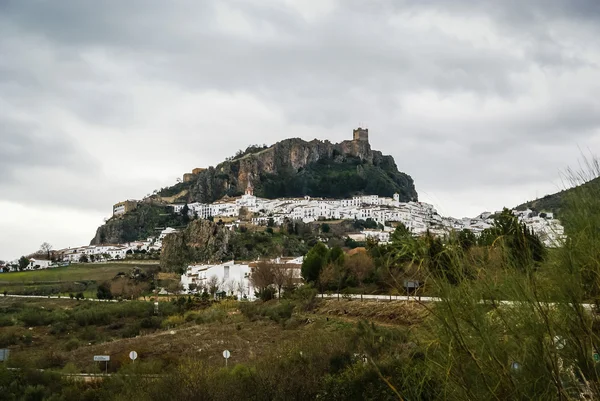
[
  {"left": 0, "top": 263, "right": 159, "bottom": 283},
  {"left": 0, "top": 296, "right": 420, "bottom": 373},
  {"left": 0, "top": 262, "right": 160, "bottom": 297}
]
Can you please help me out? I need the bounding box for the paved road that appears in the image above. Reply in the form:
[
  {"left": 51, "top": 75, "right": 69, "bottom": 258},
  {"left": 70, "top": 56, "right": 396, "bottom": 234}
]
[
  {"left": 319, "top": 293, "right": 596, "bottom": 310},
  {"left": 2, "top": 294, "right": 118, "bottom": 302}
]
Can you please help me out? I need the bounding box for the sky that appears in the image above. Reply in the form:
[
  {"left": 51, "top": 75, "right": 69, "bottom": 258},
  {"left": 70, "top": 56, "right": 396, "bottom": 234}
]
[{"left": 2, "top": 0, "right": 600, "bottom": 261}]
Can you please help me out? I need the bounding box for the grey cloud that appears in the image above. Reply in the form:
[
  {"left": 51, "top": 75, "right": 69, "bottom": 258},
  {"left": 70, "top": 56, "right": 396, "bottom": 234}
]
[
  {"left": 0, "top": 119, "right": 95, "bottom": 184},
  {"left": 1, "top": 0, "right": 600, "bottom": 258}
]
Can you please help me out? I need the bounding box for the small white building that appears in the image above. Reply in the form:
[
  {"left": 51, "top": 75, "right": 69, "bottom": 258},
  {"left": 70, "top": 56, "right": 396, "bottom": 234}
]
[{"left": 27, "top": 259, "right": 52, "bottom": 270}]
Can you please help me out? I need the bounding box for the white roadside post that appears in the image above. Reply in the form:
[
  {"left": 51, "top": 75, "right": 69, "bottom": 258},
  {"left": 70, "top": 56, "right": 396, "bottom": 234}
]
[{"left": 223, "top": 350, "right": 231, "bottom": 367}]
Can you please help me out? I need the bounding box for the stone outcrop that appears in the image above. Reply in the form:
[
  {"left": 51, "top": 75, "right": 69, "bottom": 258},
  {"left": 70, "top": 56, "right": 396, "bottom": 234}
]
[
  {"left": 184, "top": 137, "right": 417, "bottom": 203},
  {"left": 160, "top": 219, "right": 232, "bottom": 271}
]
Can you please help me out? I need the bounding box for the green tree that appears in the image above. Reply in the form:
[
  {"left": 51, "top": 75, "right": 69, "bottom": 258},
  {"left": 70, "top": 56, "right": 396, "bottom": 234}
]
[
  {"left": 181, "top": 204, "right": 190, "bottom": 224},
  {"left": 327, "top": 246, "right": 345, "bottom": 266},
  {"left": 96, "top": 282, "right": 113, "bottom": 300},
  {"left": 457, "top": 229, "right": 477, "bottom": 251},
  {"left": 479, "top": 208, "right": 546, "bottom": 269},
  {"left": 301, "top": 242, "right": 328, "bottom": 283},
  {"left": 18, "top": 256, "right": 29, "bottom": 271},
  {"left": 321, "top": 223, "right": 331, "bottom": 233}
]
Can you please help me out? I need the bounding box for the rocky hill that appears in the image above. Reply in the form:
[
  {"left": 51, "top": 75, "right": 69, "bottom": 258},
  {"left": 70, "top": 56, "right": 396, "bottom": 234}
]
[
  {"left": 92, "top": 130, "right": 418, "bottom": 245},
  {"left": 160, "top": 134, "right": 418, "bottom": 203},
  {"left": 90, "top": 203, "right": 187, "bottom": 245}
]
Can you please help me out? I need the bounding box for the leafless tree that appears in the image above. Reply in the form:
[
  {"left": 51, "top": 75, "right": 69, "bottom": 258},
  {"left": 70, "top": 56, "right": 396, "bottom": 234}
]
[
  {"left": 226, "top": 279, "right": 237, "bottom": 296},
  {"left": 207, "top": 275, "right": 220, "bottom": 298},
  {"left": 250, "top": 261, "right": 275, "bottom": 294},
  {"left": 236, "top": 280, "right": 246, "bottom": 299},
  {"left": 40, "top": 242, "right": 53, "bottom": 260},
  {"left": 345, "top": 253, "right": 375, "bottom": 292},
  {"left": 272, "top": 264, "right": 295, "bottom": 299}
]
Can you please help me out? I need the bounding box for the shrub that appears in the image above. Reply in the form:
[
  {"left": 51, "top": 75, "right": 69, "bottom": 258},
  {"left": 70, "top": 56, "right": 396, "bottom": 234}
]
[
  {"left": 37, "top": 351, "right": 66, "bottom": 369},
  {"left": 161, "top": 315, "right": 185, "bottom": 328},
  {"left": 19, "top": 308, "right": 54, "bottom": 327},
  {"left": 140, "top": 316, "right": 163, "bottom": 329},
  {"left": 0, "top": 315, "right": 14, "bottom": 327},
  {"left": 195, "top": 308, "right": 227, "bottom": 324},
  {"left": 0, "top": 328, "right": 19, "bottom": 347},
  {"left": 49, "top": 321, "right": 68, "bottom": 335},
  {"left": 239, "top": 301, "right": 295, "bottom": 324},
  {"left": 64, "top": 338, "right": 80, "bottom": 351},
  {"left": 121, "top": 323, "right": 141, "bottom": 338}
]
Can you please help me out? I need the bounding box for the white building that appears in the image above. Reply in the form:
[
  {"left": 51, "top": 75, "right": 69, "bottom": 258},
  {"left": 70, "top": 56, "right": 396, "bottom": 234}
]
[{"left": 27, "top": 259, "right": 52, "bottom": 270}]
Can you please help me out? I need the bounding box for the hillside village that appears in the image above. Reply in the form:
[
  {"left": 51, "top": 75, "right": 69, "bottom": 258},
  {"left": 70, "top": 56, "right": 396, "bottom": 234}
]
[
  {"left": 1, "top": 184, "right": 564, "bottom": 276},
  {"left": 171, "top": 182, "right": 564, "bottom": 247}
]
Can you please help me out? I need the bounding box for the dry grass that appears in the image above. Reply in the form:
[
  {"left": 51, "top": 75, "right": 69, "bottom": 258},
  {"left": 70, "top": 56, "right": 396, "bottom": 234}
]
[{"left": 314, "top": 299, "right": 428, "bottom": 326}]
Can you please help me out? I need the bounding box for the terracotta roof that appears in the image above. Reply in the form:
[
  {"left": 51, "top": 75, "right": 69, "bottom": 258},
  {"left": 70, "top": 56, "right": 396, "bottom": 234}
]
[{"left": 346, "top": 247, "right": 367, "bottom": 256}]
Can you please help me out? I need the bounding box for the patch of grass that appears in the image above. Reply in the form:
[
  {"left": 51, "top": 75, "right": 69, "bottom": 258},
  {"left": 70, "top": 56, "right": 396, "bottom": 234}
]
[{"left": 0, "top": 263, "right": 158, "bottom": 284}]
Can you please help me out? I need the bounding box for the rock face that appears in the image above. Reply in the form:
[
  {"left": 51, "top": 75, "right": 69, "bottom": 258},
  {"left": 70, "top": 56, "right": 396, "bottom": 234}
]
[
  {"left": 182, "top": 137, "right": 418, "bottom": 203},
  {"left": 160, "top": 219, "right": 232, "bottom": 271}
]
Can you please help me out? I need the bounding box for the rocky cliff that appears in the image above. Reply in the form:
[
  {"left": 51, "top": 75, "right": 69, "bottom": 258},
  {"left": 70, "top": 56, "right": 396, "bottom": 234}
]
[
  {"left": 160, "top": 219, "right": 232, "bottom": 271},
  {"left": 163, "top": 137, "right": 418, "bottom": 203}
]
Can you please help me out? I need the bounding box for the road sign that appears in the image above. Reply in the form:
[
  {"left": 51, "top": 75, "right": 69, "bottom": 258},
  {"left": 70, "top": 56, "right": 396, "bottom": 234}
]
[
  {"left": 93, "top": 355, "right": 110, "bottom": 362},
  {"left": 0, "top": 349, "right": 9, "bottom": 362},
  {"left": 223, "top": 350, "right": 231, "bottom": 367},
  {"left": 129, "top": 351, "right": 138, "bottom": 361},
  {"left": 594, "top": 353, "right": 600, "bottom": 362}
]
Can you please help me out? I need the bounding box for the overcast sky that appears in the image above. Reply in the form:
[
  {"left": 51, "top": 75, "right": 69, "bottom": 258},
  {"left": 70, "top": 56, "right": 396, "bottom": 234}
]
[{"left": 2, "top": 0, "right": 600, "bottom": 261}]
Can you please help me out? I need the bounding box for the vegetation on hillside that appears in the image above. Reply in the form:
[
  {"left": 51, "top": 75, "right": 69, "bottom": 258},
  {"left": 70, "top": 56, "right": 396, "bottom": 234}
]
[
  {"left": 257, "top": 156, "right": 415, "bottom": 200},
  {"left": 516, "top": 172, "right": 600, "bottom": 217},
  {"left": 92, "top": 203, "right": 188, "bottom": 244},
  {"left": 160, "top": 218, "right": 366, "bottom": 272}
]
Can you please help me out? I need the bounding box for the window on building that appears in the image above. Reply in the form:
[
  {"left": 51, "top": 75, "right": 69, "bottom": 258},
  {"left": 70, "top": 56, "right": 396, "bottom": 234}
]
[{"left": 224, "top": 266, "right": 230, "bottom": 279}]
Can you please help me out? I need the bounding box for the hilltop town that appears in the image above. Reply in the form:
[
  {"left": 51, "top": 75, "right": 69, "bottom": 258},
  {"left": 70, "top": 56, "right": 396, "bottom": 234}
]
[
  {"left": 1, "top": 189, "right": 564, "bottom": 273},
  {"left": 0, "top": 128, "right": 564, "bottom": 272}
]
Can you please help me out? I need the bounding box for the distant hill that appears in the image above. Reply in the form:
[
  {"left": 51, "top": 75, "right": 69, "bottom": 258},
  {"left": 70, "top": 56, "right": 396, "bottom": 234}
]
[{"left": 516, "top": 177, "right": 600, "bottom": 217}]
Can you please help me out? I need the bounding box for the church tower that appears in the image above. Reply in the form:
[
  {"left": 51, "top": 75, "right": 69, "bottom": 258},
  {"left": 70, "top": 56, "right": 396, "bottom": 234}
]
[{"left": 245, "top": 179, "right": 254, "bottom": 196}]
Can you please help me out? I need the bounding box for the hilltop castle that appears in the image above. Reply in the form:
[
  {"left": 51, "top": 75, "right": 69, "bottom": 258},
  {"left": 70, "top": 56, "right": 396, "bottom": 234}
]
[{"left": 352, "top": 127, "right": 369, "bottom": 142}]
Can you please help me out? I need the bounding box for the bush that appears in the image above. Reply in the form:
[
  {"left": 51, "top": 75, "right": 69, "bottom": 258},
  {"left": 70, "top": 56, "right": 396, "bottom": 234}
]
[
  {"left": 239, "top": 301, "right": 295, "bottom": 324},
  {"left": 19, "top": 308, "right": 54, "bottom": 327},
  {"left": 49, "top": 321, "right": 68, "bottom": 335},
  {"left": 0, "top": 315, "right": 14, "bottom": 327},
  {"left": 161, "top": 315, "right": 185, "bottom": 328},
  {"left": 291, "top": 284, "right": 318, "bottom": 311},
  {"left": 195, "top": 308, "right": 227, "bottom": 324},
  {"left": 37, "top": 351, "right": 66, "bottom": 369},
  {"left": 140, "top": 316, "right": 163, "bottom": 329},
  {"left": 121, "top": 322, "right": 141, "bottom": 338},
  {"left": 0, "top": 328, "right": 19, "bottom": 347},
  {"left": 64, "top": 338, "right": 80, "bottom": 351}
]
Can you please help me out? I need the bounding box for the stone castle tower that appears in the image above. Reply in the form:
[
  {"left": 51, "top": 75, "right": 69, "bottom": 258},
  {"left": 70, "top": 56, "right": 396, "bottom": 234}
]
[{"left": 353, "top": 127, "right": 369, "bottom": 142}]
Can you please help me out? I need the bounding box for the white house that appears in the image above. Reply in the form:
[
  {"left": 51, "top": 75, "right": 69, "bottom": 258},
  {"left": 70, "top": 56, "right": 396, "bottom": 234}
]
[
  {"left": 181, "top": 260, "right": 255, "bottom": 299},
  {"left": 27, "top": 259, "right": 52, "bottom": 270}
]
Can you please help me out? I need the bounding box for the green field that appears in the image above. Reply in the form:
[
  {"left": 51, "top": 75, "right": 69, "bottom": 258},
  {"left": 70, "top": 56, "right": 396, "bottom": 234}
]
[
  {"left": 0, "top": 263, "right": 159, "bottom": 296},
  {"left": 0, "top": 263, "right": 158, "bottom": 283}
]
